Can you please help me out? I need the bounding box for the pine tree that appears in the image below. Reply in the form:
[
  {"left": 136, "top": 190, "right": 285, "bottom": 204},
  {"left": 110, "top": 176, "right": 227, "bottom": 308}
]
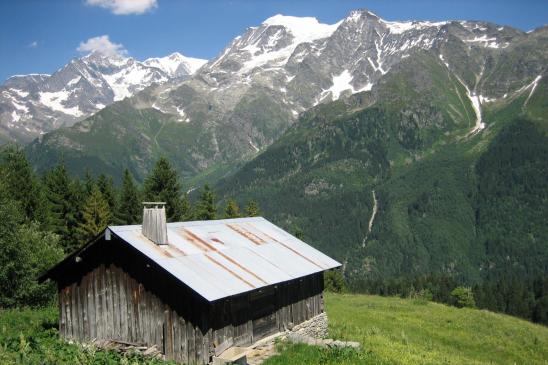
[
  {"left": 44, "top": 162, "right": 83, "bottom": 252},
  {"left": 196, "top": 184, "right": 216, "bottom": 220},
  {"left": 119, "top": 169, "right": 141, "bottom": 224},
  {"left": 77, "top": 186, "right": 111, "bottom": 243},
  {"left": 97, "top": 174, "right": 117, "bottom": 214},
  {"left": 83, "top": 170, "right": 95, "bottom": 198},
  {"left": 245, "top": 200, "right": 261, "bottom": 217},
  {"left": 143, "top": 157, "right": 184, "bottom": 221},
  {"left": 224, "top": 199, "right": 241, "bottom": 218},
  {"left": 44, "top": 163, "right": 70, "bottom": 237},
  {"left": 181, "top": 193, "right": 193, "bottom": 221},
  {"left": 0, "top": 145, "right": 49, "bottom": 225}
]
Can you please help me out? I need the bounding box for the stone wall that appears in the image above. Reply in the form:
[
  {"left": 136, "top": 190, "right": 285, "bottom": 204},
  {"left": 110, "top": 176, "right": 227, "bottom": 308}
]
[
  {"left": 287, "top": 313, "right": 360, "bottom": 351},
  {"left": 289, "top": 312, "right": 328, "bottom": 339}
]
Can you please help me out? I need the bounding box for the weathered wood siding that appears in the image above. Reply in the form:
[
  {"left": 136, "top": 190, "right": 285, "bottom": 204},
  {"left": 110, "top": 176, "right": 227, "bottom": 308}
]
[
  {"left": 56, "top": 237, "right": 325, "bottom": 364},
  {"left": 209, "top": 273, "right": 324, "bottom": 351},
  {"left": 59, "top": 264, "right": 166, "bottom": 347}
]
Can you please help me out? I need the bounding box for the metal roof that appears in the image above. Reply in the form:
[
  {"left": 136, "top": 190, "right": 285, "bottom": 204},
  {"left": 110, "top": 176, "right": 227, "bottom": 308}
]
[{"left": 108, "top": 217, "right": 340, "bottom": 302}]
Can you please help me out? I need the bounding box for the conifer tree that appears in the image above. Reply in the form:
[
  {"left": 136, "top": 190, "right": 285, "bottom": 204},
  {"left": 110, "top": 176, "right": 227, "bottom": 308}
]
[
  {"left": 224, "top": 199, "right": 241, "bottom": 218},
  {"left": 143, "top": 157, "right": 184, "bottom": 221},
  {"left": 44, "top": 163, "right": 71, "bottom": 237},
  {"left": 196, "top": 184, "right": 216, "bottom": 220},
  {"left": 245, "top": 199, "right": 261, "bottom": 217},
  {"left": 119, "top": 169, "right": 141, "bottom": 224},
  {"left": 83, "top": 170, "right": 95, "bottom": 198},
  {"left": 44, "top": 162, "right": 83, "bottom": 252},
  {"left": 97, "top": 174, "right": 117, "bottom": 213},
  {"left": 181, "top": 193, "right": 193, "bottom": 221},
  {"left": 77, "top": 186, "right": 111, "bottom": 243},
  {"left": 0, "top": 145, "right": 49, "bottom": 225}
]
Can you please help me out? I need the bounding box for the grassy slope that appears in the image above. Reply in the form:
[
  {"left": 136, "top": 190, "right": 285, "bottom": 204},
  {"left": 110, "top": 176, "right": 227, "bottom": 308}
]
[{"left": 265, "top": 293, "right": 548, "bottom": 365}]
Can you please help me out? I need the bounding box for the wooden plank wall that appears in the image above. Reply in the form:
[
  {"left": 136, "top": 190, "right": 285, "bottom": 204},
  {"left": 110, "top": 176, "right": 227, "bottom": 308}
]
[
  {"left": 58, "top": 263, "right": 210, "bottom": 364},
  {"left": 59, "top": 264, "right": 164, "bottom": 347},
  {"left": 208, "top": 272, "right": 325, "bottom": 351},
  {"left": 274, "top": 273, "right": 324, "bottom": 333}
]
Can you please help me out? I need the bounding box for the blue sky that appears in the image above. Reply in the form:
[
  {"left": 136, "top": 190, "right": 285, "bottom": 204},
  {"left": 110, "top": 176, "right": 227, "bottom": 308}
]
[{"left": 1, "top": 0, "right": 546, "bottom": 82}]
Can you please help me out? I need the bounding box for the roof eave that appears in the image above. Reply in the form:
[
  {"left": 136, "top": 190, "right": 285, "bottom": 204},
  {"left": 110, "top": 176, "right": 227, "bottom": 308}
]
[{"left": 38, "top": 229, "right": 110, "bottom": 283}]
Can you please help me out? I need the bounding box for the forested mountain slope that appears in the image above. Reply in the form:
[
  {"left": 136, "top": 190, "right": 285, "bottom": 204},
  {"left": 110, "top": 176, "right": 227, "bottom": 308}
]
[{"left": 216, "top": 48, "right": 548, "bottom": 286}]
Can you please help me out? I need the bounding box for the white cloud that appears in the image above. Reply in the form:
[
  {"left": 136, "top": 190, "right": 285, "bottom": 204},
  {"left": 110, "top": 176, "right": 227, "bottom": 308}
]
[
  {"left": 86, "top": 0, "right": 157, "bottom": 15},
  {"left": 28, "top": 41, "right": 38, "bottom": 48},
  {"left": 77, "top": 35, "right": 127, "bottom": 57}
]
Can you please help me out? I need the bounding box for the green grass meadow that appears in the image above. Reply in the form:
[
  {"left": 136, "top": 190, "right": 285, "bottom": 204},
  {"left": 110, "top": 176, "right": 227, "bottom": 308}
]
[{"left": 265, "top": 293, "right": 548, "bottom": 365}]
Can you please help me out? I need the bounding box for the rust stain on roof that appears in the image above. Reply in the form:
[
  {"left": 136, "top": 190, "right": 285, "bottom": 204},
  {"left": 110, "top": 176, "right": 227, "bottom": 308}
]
[
  {"left": 181, "top": 228, "right": 216, "bottom": 252},
  {"left": 258, "top": 229, "right": 325, "bottom": 270},
  {"left": 166, "top": 244, "right": 187, "bottom": 257},
  {"left": 205, "top": 254, "right": 255, "bottom": 288},
  {"left": 184, "top": 228, "right": 267, "bottom": 285},
  {"left": 216, "top": 250, "right": 267, "bottom": 285},
  {"left": 211, "top": 237, "right": 224, "bottom": 245},
  {"left": 227, "top": 224, "right": 266, "bottom": 245},
  {"left": 136, "top": 232, "right": 175, "bottom": 257}
]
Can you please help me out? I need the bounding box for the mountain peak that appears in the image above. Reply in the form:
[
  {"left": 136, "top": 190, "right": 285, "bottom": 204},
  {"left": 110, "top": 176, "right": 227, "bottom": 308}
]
[
  {"left": 343, "top": 9, "right": 448, "bottom": 34},
  {"left": 81, "top": 50, "right": 131, "bottom": 69},
  {"left": 82, "top": 50, "right": 127, "bottom": 61},
  {"left": 168, "top": 52, "right": 184, "bottom": 60},
  {"left": 347, "top": 9, "right": 381, "bottom": 20},
  {"left": 263, "top": 14, "right": 322, "bottom": 27},
  {"left": 262, "top": 14, "right": 341, "bottom": 43},
  {"left": 144, "top": 52, "right": 207, "bottom": 76}
]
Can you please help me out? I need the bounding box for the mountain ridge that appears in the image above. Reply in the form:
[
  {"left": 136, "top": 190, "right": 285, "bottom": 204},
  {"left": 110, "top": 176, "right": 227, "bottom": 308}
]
[
  {"left": 0, "top": 51, "right": 206, "bottom": 143},
  {"left": 24, "top": 9, "right": 543, "bottom": 182}
]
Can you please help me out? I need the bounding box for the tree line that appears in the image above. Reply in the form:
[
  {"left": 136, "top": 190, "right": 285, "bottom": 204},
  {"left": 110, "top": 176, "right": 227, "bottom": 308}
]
[
  {"left": 349, "top": 274, "right": 548, "bottom": 325},
  {"left": 0, "top": 146, "right": 259, "bottom": 308}
]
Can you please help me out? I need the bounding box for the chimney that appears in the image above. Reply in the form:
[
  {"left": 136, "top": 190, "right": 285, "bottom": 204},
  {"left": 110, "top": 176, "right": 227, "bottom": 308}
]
[{"left": 142, "top": 202, "right": 168, "bottom": 245}]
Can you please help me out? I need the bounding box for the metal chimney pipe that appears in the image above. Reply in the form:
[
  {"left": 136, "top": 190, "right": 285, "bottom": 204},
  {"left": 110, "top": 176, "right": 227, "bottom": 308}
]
[{"left": 142, "top": 202, "right": 168, "bottom": 245}]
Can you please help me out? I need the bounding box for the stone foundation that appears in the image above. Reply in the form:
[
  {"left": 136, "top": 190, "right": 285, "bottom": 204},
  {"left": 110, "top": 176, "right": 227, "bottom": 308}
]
[
  {"left": 289, "top": 312, "right": 328, "bottom": 339},
  {"left": 286, "top": 312, "right": 361, "bottom": 351},
  {"left": 235, "top": 312, "right": 361, "bottom": 365}
]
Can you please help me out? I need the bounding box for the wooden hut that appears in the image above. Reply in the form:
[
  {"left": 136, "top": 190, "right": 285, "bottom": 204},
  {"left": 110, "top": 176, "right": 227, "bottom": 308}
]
[{"left": 40, "top": 204, "right": 340, "bottom": 364}]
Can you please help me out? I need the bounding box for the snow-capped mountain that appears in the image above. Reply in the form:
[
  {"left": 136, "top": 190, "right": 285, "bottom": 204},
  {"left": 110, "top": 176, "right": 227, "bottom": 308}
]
[
  {"left": 144, "top": 53, "right": 207, "bottom": 77},
  {"left": 26, "top": 9, "right": 546, "bottom": 181},
  {"left": 141, "top": 9, "right": 528, "bottom": 152},
  {"left": 214, "top": 10, "right": 521, "bottom": 97},
  {"left": 0, "top": 51, "right": 207, "bottom": 143},
  {"left": 149, "top": 10, "right": 526, "bottom": 120}
]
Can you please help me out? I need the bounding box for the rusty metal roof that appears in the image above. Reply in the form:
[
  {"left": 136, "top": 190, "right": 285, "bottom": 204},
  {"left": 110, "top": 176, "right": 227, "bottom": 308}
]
[{"left": 108, "top": 217, "right": 340, "bottom": 302}]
